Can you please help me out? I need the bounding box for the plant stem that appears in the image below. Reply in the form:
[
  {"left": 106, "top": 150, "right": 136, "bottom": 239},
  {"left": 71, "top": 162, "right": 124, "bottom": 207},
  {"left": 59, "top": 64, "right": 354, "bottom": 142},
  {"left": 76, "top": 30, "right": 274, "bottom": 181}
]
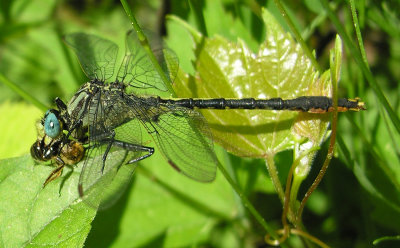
[
  {"left": 216, "top": 160, "right": 284, "bottom": 244},
  {"left": 265, "top": 155, "right": 285, "bottom": 203},
  {"left": 320, "top": 0, "right": 400, "bottom": 134},
  {"left": 0, "top": 73, "right": 48, "bottom": 111},
  {"left": 273, "top": 0, "right": 322, "bottom": 73},
  {"left": 120, "top": 0, "right": 176, "bottom": 97},
  {"left": 349, "top": 0, "right": 369, "bottom": 68}
]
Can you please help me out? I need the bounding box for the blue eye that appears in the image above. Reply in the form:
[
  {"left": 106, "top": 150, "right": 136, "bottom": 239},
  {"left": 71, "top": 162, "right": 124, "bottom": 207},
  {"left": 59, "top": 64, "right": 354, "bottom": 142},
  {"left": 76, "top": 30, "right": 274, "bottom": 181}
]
[{"left": 44, "top": 112, "right": 61, "bottom": 138}]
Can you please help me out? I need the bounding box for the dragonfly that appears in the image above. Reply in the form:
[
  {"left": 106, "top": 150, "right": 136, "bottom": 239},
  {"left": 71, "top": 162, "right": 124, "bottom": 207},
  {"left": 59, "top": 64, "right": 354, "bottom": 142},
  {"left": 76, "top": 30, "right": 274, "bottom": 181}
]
[{"left": 31, "top": 30, "right": 365, "bottom": 203}]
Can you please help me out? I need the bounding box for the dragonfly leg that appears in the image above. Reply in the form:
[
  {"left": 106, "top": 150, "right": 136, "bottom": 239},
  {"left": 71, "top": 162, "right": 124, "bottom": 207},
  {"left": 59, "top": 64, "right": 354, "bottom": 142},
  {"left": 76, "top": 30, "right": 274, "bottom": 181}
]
[
  {"left": 94, "top": 130, "right": 155, "bottom": 172},
  {"left": 43, "top": 160, "right": 65, "bottom": 187},
  {"left": 101, "top": 130, "right": 116, "bottom": 173},
  {"left": 55, "top": 97, "right": 68, "bottom": 112},
  {"left": 111, "top": 140, "right": 154, "bottom": 164},
  {"left": 55, "top": 97, "right": 76, "bottom": 137}
]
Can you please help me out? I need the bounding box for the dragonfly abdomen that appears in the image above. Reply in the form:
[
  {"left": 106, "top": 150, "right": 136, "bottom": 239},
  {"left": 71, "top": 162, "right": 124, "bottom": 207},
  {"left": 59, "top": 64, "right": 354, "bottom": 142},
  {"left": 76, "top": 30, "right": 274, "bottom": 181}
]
[{"left": 156, "top": 96, "right": 365, "bottom": 113}]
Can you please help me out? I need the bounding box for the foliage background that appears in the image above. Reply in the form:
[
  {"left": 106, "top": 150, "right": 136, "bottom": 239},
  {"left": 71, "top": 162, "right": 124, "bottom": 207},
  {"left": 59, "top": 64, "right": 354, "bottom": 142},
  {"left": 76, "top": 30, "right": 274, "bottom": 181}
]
[{"left": 0, "top": 0, "right": 399, "bottom": 247}]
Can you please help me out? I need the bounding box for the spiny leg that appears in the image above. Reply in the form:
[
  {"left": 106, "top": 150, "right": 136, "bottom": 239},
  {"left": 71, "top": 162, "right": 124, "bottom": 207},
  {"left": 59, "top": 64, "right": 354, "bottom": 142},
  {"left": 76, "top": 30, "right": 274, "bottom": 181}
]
[
  {"left": 111, "top": 140, "right": 154, "bottom": 164},
  {"left": 99, "top": 138, "right": 155, "bottom": 171},
  {"left": 43, "top": 163, "right": 65, "bottom": 187}
]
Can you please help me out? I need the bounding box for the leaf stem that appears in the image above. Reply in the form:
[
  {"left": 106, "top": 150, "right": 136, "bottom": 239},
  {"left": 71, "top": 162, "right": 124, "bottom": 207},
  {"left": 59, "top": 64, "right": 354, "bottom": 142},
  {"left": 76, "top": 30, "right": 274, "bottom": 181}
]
[{"left": 265, "top": 155, "right": 285, "bottom": 203}]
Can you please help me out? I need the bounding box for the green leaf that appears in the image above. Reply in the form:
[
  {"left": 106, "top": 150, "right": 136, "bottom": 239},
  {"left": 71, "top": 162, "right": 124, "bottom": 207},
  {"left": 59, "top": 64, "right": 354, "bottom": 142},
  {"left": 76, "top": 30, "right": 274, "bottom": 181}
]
[
  {"left": 0, "top": 155, "right": 96, "bottom": 248},
  {"left": 0, "top": 149, "right": 236, "bottom": 247},
  {"left": 85, "top": 149, "right": 237, "bottom": 247},
  {"left": 173, "top": 9, "right": 322, "bottom": 158}
]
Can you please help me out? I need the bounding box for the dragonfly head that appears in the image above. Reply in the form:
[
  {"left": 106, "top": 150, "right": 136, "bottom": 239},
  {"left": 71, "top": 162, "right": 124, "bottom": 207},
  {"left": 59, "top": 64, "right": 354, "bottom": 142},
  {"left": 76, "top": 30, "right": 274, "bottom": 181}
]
[{"left": 42, "top": 109, "right": 64, "bottom": 138}]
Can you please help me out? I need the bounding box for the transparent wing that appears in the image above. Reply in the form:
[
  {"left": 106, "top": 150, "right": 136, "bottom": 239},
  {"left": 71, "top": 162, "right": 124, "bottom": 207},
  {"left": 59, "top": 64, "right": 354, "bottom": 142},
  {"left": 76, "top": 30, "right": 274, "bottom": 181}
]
[
  {"left": 64, "top": 33, "right": 118, "bottom": 81},
  {"left": 116, "top": 30, "right": 179, "bottom": 93},
  {"left": 78, "top": 142, "right": 133, "bottom": 209},
  {"left": 143, "top": 106, "right": 217, "bottom": 182},
  {"left": 78, "top": 90, "right": 143, "bottom": 209}
]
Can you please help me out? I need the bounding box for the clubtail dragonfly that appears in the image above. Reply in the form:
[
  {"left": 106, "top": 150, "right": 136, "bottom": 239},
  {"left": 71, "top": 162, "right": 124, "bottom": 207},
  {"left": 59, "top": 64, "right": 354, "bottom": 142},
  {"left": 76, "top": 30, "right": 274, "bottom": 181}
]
[{"left": 31, "top": 30, "right": 365, "bottom": 200}]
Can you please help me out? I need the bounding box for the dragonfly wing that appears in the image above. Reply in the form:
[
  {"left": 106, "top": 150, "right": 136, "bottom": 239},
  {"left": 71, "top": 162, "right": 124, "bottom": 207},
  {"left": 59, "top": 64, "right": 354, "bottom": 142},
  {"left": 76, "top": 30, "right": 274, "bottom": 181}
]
[
  {"left": 116, "top": 30, "right": 178, "bottom": 94},
  {"left": 78, "top": 90, "right": 143, "bottom": 209},
  {"left": 64, "top": 33, "right": 118, "bottom": 81},
  {"left": 78, "top": 141, "right": 129, "bottom": 209},
  {"left": 144, "top": 106, "right": 217, "bottom": 182}
]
